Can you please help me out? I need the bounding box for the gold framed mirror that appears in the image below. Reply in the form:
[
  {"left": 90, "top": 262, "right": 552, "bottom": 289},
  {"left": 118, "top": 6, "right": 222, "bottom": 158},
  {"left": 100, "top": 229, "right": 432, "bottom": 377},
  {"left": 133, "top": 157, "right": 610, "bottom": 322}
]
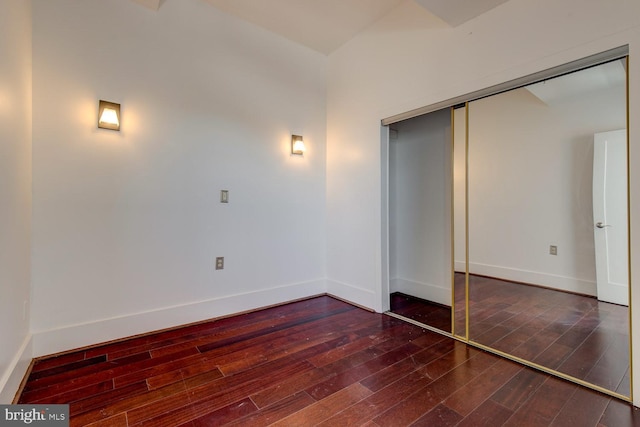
[
  {"left": 384, "top": 48, "right": 631, "bottom": 401},
  {"left": 464, "top": 57, "right": 630, "bottom": 399}
]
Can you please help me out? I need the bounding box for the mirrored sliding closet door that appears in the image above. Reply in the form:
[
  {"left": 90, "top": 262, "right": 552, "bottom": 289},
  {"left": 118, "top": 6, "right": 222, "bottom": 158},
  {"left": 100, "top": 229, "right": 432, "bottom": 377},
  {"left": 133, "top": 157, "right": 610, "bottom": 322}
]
[
  {"left": 466, "top": 57, "right": 630, "bottom": 398},
  {"left": 385, "top": 48, "right": 631, "bottom": 401}
]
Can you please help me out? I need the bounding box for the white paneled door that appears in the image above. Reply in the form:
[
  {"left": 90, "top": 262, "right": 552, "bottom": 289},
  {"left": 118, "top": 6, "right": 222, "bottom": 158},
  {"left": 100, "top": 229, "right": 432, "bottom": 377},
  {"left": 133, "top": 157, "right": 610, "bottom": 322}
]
[{"left": 593, "top": 129, "right": 628, "bottom": 306}]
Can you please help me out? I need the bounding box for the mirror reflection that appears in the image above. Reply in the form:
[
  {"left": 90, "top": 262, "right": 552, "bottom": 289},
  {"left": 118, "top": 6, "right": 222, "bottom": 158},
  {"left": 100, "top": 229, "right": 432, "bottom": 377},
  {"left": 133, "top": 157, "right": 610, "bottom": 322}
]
[
  {"left": 465, "top": 58, "right": 629, "bottom": 396},
  {"left": 388, "top": 108, "right": 453, "bottom": 333}
]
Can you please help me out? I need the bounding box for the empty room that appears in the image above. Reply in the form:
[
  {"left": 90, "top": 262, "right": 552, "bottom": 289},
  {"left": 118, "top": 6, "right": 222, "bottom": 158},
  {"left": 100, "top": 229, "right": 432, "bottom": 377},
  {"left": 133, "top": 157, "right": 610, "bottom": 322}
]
[{"left": 2, "top": 0, "right": 640, "bottom": 425}]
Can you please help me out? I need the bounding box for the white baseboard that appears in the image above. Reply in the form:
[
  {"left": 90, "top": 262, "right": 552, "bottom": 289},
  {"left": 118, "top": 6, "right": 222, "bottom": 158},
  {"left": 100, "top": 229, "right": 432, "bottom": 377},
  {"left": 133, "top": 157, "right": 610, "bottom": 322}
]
[
  {"left": 0, "top": 334, "right": 32, "bottom": 404},
  {"left": 390, "top": 278, "right": 451, "bottom": 306},
  {"left": 599, "top": 281, "right": 629, "bottom": 306},
  {"left": 31, "top": 279, "right": 326, "bottom": 358},
  {"left": 326, "top": 279, "right": 376, "bottom": 311},
  {"left": 457, "top": 261, "right": 597, "bottom": 296}
]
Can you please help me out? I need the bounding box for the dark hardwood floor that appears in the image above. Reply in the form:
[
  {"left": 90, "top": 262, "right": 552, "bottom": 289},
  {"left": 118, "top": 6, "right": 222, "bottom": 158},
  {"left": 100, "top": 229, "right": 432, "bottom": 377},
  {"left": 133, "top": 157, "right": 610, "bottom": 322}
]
[
  {"left": 17, "top": 296, "right": 639, "bottom": 426},
  {"left": 391, "top": 274, "right": 630, "bottom": 397},
  {"left": 390, "top": 292, "right": 452, "bottom": 332},
  {"left": 467, "top": 274, "right": 630, "bottom": 395}
]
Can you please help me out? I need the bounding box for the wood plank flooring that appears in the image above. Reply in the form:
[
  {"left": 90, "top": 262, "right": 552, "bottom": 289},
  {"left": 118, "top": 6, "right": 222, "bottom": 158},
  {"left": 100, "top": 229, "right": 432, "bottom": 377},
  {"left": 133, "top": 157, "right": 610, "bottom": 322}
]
[
  {"left": 391, "top": 274, "right": 630, "bottom": 397},
  {"left": 390, "top": 292, "right": 452, "bottom": 333},
  {"left": 467, "top": 274, "right": 629, "bottom": 395},
  {"left": 17, "top": 296, "right": 640, "bottom": 426}
]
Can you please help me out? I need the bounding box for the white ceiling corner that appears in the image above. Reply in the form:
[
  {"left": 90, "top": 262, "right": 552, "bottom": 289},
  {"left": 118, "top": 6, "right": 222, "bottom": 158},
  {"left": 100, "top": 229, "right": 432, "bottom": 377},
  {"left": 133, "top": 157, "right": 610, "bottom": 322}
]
[
  {"left": 139, "top": 0, "right": 515, "bottom": 55},
  {"left": 202, "top": 0, "right": 404, "bottom": 55},
  {"left": 414, "top": 0, "right": 510, "bottom": 27},
  {"left": 131, "top": 0, "right": 165, "bottom": 12}
]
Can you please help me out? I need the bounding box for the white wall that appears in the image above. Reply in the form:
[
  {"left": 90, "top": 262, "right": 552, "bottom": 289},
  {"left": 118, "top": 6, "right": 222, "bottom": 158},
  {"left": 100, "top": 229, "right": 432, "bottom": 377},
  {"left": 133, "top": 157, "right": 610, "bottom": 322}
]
[
  {"left": 463, "top": 83, "right": 625, "bottom": 295},
  {"left": 389, "top": 109, "right": 451, "bottom": 305},
  {"left": 0, "top": 0, "right": 33, "bottom": 404},
  {"left": 30, "top": 0, "right": 327, "bottom": 356},
  {"left": 326, "top": 0, "right": 640, "bottom": 404}
]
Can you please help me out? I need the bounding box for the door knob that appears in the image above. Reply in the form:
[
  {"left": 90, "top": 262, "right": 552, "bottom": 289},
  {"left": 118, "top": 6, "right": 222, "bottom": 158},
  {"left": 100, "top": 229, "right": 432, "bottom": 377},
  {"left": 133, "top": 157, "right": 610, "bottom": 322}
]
[{"left": 596, "top": 222, "right": 611, "bottom": 228}]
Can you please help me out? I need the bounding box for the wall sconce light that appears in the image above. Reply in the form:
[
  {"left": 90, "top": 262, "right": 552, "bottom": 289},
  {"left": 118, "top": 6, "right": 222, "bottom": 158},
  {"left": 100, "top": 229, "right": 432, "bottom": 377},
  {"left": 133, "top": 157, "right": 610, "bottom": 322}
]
[
  {"left": 98, "top": 100, "right": 121, "bottom": 131},
  {"left": 291, "top": 134, "right": 305, "bottom": 155}
]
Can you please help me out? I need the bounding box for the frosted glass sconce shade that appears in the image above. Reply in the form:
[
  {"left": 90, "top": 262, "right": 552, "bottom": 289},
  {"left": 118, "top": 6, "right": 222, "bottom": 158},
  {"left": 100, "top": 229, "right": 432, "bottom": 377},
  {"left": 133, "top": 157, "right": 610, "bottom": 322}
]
[
  {"left": 291, "top": 134, "right": 305, "bottom": 155},
  {"left": 98, "top": 100, "right": 120, "bottom": 131}
]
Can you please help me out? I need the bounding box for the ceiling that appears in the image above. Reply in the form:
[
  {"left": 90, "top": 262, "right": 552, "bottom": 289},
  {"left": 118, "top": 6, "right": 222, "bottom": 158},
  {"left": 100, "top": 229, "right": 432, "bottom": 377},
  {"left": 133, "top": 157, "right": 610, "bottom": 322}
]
[
  {"left": 526, "top": 59, "right": 627, "bottom": 106},
  {"left": 134, "top": 0, "right": 512, "bottom": 55},
  {"left": 202, "top": 0, "right": 404, "bottom": 55},
  {"left": 414, "top": 0, "right": 509, "bottom": 27}
]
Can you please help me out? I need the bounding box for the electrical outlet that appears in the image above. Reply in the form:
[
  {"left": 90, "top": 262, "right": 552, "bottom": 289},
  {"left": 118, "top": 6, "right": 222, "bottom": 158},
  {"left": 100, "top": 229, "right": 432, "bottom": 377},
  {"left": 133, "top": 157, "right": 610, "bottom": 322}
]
[
  {"left": 220, "top": 190, "right": 229, "bottom": 203},
  {"left": 550, "top": 245, "right": 558, "bottom": 256},
  {"left": 215, "top": 256, "right": 224, "bottom": 270}
]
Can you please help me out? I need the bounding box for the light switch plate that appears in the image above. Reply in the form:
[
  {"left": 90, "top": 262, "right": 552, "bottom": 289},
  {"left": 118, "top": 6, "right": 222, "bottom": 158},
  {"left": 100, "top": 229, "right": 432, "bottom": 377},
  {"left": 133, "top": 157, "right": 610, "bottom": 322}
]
[{"left": 220, "top": 190, "right": 229, "bottom": 203}]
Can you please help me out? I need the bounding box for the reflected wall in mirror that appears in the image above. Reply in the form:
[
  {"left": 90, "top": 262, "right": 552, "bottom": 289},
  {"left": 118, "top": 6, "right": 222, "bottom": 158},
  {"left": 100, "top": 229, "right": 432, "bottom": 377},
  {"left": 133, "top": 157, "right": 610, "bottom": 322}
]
[
  {"left": 465, "top": 58, "right": 629, "bottom": 397},
  {"left": 388, "top": 108, "right": 453, "bottom": 332}
]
